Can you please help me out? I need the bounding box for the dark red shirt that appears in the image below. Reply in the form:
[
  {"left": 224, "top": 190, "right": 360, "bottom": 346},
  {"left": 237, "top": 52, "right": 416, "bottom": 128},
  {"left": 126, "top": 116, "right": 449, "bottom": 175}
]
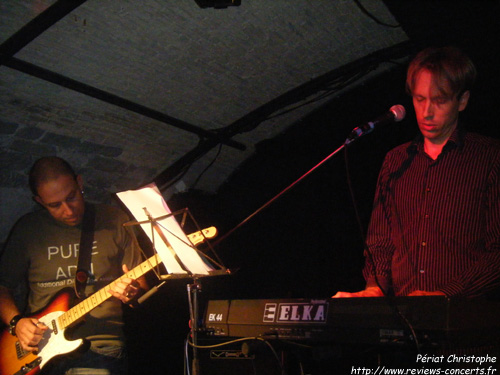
[{"left": 364, "top": 128, "right": 500, "bottom": 297}]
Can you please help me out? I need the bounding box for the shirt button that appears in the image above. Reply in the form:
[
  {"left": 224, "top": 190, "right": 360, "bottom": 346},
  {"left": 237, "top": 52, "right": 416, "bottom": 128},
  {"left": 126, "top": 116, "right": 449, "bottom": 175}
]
[
  {"left": 421, "top": 241, "right": 427, "bottom": 246},
  {"left": 419, "top": 269, "right": 425, "bottom": 274}
]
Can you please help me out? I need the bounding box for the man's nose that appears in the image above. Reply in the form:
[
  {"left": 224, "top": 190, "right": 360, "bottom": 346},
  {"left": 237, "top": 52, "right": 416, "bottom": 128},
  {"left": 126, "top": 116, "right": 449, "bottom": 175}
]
[
  {"left": 423, "top": 101, "right": 434, "bottom": 119},
  {"left": 61, "top": 202, "right": 75, "bottom": 216}
]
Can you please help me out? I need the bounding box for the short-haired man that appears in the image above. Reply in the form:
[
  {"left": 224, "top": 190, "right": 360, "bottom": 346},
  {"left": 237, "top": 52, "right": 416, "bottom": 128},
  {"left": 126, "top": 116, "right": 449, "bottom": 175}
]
[{"left": 0, "top": 156, "right": 148, "bottom": 374}]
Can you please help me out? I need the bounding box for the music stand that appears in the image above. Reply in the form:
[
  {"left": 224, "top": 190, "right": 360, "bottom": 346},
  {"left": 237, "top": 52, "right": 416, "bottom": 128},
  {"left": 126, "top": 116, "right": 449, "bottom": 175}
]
[{"left": 117, "top": 183, "right": 229, "bottom": 375}]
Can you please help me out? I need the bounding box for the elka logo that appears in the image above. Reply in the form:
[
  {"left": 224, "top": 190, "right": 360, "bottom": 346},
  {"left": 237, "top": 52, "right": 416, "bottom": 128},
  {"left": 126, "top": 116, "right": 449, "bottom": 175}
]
[{"left": 263, "top": 302, "right": 328, "bottom": 323}]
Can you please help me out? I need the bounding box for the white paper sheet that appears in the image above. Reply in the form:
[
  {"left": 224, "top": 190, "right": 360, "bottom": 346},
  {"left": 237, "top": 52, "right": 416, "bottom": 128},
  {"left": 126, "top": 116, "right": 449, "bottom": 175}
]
[{"left": 117, "top": 183, "right": 213, "bottom": 275}]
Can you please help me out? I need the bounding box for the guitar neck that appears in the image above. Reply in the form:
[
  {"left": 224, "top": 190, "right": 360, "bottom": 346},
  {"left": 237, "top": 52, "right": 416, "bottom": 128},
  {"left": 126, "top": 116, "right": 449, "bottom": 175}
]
[
  {"left": 57, "top": 226, "right": 217, "bottom": 330},
  {"left": 58, "top": 254, "right": 162, "bottom": 330}
]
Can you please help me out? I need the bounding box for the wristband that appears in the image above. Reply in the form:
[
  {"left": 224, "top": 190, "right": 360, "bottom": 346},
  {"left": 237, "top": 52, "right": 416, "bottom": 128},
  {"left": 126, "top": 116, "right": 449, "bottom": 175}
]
[{"left": 8, "top": 314, "right": 22, "bottom": 336}]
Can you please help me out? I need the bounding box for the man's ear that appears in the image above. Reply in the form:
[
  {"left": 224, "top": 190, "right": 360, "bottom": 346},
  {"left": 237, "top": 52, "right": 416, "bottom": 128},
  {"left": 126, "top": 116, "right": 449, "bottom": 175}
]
[
  {"left": 458, "top": 90, "right": 470, "bottom": 112},
  {"left": 34, "top": 195, "right": 43, "bottom": 206}
]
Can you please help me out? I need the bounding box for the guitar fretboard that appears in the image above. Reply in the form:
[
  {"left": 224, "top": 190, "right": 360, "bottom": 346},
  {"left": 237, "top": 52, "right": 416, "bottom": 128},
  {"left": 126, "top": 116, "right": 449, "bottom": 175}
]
[{"left": 57, "top": 254, "right": 162, "bottom": 329}]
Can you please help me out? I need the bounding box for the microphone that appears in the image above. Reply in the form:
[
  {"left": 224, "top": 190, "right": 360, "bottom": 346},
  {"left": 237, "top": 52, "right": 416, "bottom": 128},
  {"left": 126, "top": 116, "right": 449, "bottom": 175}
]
[{"left": 345, "top": 105, "right": 406, "bottom": 145}]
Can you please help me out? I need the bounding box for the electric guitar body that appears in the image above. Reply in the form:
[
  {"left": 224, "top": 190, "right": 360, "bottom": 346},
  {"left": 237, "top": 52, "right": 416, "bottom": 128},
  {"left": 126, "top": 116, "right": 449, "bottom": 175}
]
[{"left": 0, "top": 289, "right": 82, "bottom": 375}]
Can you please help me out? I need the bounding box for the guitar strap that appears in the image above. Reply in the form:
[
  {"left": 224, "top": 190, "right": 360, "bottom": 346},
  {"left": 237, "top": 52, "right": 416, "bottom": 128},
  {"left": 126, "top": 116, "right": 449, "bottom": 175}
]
[{"left": 75, "top": 204, "right": 95, "bottom": 299}]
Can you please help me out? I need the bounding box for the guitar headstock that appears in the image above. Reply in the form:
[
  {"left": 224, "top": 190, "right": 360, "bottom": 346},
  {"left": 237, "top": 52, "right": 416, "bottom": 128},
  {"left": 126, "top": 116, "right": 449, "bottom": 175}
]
[{"left": 187, "top": 226, "right": 217, "bottom": 246}]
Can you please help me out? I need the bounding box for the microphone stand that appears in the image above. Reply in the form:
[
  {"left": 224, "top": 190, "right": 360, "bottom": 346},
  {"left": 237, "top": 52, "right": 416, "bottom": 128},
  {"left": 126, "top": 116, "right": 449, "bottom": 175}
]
[{"left": 214, "top": 143, "right": 346, "bottom": 246}]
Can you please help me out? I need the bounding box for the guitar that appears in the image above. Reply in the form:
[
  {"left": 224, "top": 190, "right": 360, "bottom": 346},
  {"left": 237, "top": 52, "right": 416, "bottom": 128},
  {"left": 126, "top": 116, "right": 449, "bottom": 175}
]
[{"left": 0, "top": 227, "right": 217, "bottom": 375}]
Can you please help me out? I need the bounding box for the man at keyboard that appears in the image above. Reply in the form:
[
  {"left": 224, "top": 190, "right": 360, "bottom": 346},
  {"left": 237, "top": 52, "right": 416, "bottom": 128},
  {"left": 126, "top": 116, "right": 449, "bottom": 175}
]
[{"left": 333, "top": 46, "right": 500, "bottom": 299}]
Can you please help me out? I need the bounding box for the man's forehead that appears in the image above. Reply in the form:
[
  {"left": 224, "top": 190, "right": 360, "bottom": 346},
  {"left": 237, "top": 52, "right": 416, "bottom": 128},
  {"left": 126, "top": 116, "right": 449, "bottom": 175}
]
[
  {"left": 414, "top": 70, "right": 454, "bottom": 99},
  {"left": 37, "top": 175, "right": 78, "bottom": 197}
]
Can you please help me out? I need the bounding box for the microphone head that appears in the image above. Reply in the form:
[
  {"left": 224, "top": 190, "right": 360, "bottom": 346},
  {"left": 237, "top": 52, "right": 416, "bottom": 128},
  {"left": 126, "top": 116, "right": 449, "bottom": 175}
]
[{"left": 390, "top": 105, "right": 406, "bottom": 122}]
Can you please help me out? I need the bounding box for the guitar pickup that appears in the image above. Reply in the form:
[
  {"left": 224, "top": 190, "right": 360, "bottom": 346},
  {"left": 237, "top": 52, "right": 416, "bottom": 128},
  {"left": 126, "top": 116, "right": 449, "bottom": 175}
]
[{"left": 15, "top": 340, "right": 29, "bottom": 360}]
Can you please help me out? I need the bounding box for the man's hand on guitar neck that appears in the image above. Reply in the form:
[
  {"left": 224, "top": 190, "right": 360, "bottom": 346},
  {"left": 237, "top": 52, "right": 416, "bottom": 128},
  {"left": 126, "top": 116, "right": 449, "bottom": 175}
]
[
  {"left": 15, "top": 317, "right": 48, "bottom": 352},
  {"left": 108, "top": 264, "right": 147, "bottom": 306}
]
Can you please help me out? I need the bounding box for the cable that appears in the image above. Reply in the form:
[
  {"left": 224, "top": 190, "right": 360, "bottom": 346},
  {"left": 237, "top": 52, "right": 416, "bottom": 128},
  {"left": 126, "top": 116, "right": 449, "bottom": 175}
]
[
  {"left": 353, "top": 0, "right": 401, "bottom": 28},
  {"left": 184, "top": 338, "right": 191, "bottom": 375},
  {"left": 191, "top": 143, "right": 223, "bottom": 190}
]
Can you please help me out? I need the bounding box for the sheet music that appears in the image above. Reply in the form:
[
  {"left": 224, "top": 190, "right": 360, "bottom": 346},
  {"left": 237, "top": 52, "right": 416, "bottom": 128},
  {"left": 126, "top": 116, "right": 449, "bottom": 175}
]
[{"left": 117, "top": 183, "right": 214, "bottom": 275}]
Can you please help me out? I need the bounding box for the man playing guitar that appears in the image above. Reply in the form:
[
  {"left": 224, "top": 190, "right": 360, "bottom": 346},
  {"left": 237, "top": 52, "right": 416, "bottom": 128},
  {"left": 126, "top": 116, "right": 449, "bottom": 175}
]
[{"left": 0, "top": 156, "right": 149, "bottom": 375}]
